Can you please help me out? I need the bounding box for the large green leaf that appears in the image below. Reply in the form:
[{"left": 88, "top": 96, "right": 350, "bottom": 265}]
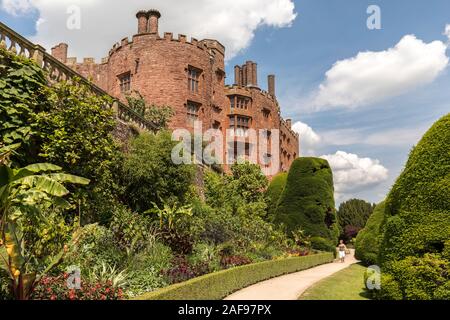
[
  {"left": 22, "top": 163, "right": 62, "bottom": 173},
  {"left": 47, "top": 173, "right": 90, "bottom": 185},
  {"left": 0, "top": 143, "right": 21, "bottom": 158},
  {"left": 17, "top": 176, "right": 69, "bottom": 197}
]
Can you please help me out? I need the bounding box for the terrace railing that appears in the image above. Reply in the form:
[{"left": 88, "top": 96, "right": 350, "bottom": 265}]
[{"left": 0, "top": 21, "right": 157, "bottom": 132}]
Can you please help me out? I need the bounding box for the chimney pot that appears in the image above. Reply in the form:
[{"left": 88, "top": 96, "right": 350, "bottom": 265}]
[
  {"left": 252, "top": 62, "right": 258, "bottom": 87},
  {"left": 234, "top": 65, "right": 241, "bottom": 86},
  {"left": 136, "top": 10, "right": 148, "bottom": 34},
  {"left": 268, "top": 74, "right": 275, "bottom": 96},
  {"left": 147, "top": 9, "right": 161, "bottom": 35}
]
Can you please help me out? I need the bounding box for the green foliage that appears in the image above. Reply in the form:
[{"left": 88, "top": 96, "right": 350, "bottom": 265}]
[
  {"left": 0, "top": 47, "right": 47, "bottom": 158},
  {"left": 376, "top": 113, "right": 450, "bottom": 300},
  {"left": 337, "top": 199, "right": 374, "bottom": 240},
  {"left": 137, "top": 253, "right": 334, "bottom": 300},
  {"left": 121, "top": 131, "right": 195, "bottom": 212},
  {"left": 275, "top": 157, "right": 339, "bottom": 243},
  {"left": 355, "top": 201, "right": 386, "bottom": 266},
  {"left": 374, "top": 254, "right": 449, "bottom": 300},
  {"left": 204, "top": 163, "right": 268, "bottom": 218},
  {"left": 265, "top": 172, "right": 287, "bottom": 221},
  {"left": 64, "top": 224, "right": 124, "bottom": 273},
  {"left": 310, "top": 237, "right": 336, "bottom": 253},
  {"left": 0, "top": 147, "right": 89, "bottom": 299},
  {"left": 126, "top": 91, "right": 174, "bottom": 130},
  {"left": 146, "top": 200, "right": 193, "bottom": 230},
  {"left": 35, "top": 80, "right": 121, "bottom": 224},
  {"left": 109, "top": 205, "right": 156, "bottom": 253}
]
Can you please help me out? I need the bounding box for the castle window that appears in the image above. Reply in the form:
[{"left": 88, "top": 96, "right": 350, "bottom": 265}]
[
  {"left": 229, "top": 115, "right": 250, "bottom": 137},
  {"left": 186, "top": 101, "right": 200, "bottom": 126},
  {"left": 118, "top": 72, "right": 131, "bottom": 93},
  {"left": 229, "top": 95, "right": 250, "bottom": 111},
  {"left": 188, "top": 67, "right": 201, "bottom": 93}
]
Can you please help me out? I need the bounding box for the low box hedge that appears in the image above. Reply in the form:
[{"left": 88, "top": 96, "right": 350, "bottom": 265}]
[{"left": 136, "top": 252, "right": 333, "bottom": 300}]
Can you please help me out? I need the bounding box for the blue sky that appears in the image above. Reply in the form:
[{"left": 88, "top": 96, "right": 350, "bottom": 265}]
[{"left": 1, "top": 0, "right": 449, "bottom": 204}]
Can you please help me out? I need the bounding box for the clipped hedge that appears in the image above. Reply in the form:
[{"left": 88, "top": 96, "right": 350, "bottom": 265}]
[
  {"left": 136, "top": 252, "right": 333, "bottom": 300},
  {"left": 380, "top": 113, "right": 450, "bottom": 264},
  {"left": 376, "top": 113, "right": 450, "bottom": 300},
  {"left": 355, "top": 201, "right": 386, "bottom": 266},
  {"left": 274, "top": 157, "right": 339, "bottom": 243}
]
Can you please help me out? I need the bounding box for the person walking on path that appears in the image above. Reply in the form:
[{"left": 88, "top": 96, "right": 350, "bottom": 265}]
[{"left": 338, "top": 240, "right": 347, "bottom": 263}]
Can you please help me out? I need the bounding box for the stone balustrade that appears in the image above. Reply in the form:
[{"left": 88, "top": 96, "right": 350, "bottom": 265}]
[{"left": 0, "top": 21, "right": 157, "bottom": 132}]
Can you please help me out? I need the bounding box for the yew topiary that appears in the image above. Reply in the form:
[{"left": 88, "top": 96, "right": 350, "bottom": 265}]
[{"left": 274, "top": 157, "right": 339, "bottom": 245}]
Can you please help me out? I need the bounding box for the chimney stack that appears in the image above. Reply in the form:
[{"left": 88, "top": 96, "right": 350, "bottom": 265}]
[
  {"left": 268, "top": 74, "right": 275, "bottom": 96},
  {"left": 147, "top": 9, "right": 161, "bottom": 35},
  {"left": 246, "top": 61, "right": 253, "bottom": 86},
  {"left": 234, "top": 65, "right": 242, "bottom": 86},
  {"left": 136, "top": 10, "right": 148, "bottom": 34},
  {"left": 51, "top": 43, "right": 68, "bottom": 63},
  {"left": 252, "top": 62, "right": 258, "bottom": 87}
]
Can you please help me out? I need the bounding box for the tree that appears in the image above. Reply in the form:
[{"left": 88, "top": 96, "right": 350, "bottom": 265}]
[
  {"left": 355, "top": 201, "right": 385, "bottom": 265},
  {"left": 337, "top": 198, "right": 375, "bottom": 241},
  {"left": 35, "top": 80, "right": 122, "bottom": 224},
  {"left": 274, "top": 157, "right": 339, "bottom": 245},
  {"left": 121, "top": 131, "right": 195, "bottom": 212},
  {"left": 204, "top": 162, "right": 269, "bottom": 218}
]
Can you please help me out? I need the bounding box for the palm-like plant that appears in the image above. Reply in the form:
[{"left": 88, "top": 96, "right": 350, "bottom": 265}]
[
  {"left": 145, "top": 199, "right": 192, "bottom": 230},
  {"left": 0, "top": 144, "right": 89, "bottom": 299}
]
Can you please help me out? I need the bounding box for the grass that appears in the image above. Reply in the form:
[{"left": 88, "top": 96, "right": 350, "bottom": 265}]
[{"left": 299, "top": 263, "right": 371, "bottom": 300}]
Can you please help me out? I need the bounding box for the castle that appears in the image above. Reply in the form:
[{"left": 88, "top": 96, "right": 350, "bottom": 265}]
[{"left": 51, "top": 9, "right": 300, "bottom": 174}]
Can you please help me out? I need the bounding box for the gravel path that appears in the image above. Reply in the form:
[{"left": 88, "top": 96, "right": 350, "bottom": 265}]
[{"left": 224, "top": 250, "right": 357, "bottom": 300}]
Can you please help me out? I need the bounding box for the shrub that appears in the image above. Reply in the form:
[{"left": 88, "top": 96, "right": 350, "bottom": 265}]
[
  {"left": 275, "top": 157, "right": 339, "bottom": 243},
  {"left": 121, "top": 131, "right": 195, "bottom": 212},
  {"left": 109, "top": 205, "right": 157, "bottom": 252},
  {"left": 63, "top": 224, "right": 124, "bottom": 273},
  {"left": 265, "top": 172, "right": 287, "bottom": 221},
  {"left": 380, "top": 113, "right": 450, "bottom": 264},
  {"left": 355, "top": 201, "right": 386, "bottom": 266},
  {"left": 310, "top": 237, "right": 336, "bottom": 253},
  {"left": 377, "top": 254, "right": 449, "bottom": 300},
  {"left": 220, "top": 255, "right": 252, "bottom": 269},
  {"left": 35, "top": 80, "right": 122, "bottom": 224},
  {"left": 124, "top": 265, "right": 167, "bottom": 299},
  {"left": 162, "top": 256, "right": 210, "bottom": 284},
  {"left": 137, "top": 253, "right": 334, "bottom": 300},
  {"left": 376, "top": 114, "right": 450, "bottom": 299},
  {"left": 32, "top": 273, "right": 123, "bottom": 300}
]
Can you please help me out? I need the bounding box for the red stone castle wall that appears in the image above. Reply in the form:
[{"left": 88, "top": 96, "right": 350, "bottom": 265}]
[{"left": 51, "top": 9, "right": 299, "bottom": 175}]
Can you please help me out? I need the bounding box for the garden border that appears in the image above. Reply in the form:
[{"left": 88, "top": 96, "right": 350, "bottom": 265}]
[{"left": 136, "top": 252, "right": 334, "bottom": 300}]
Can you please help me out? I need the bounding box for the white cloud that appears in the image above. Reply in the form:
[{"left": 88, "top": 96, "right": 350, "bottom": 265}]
[
  {"left": 320, "top": 151, "right": 388, "bottom": 200},
  {"left": 291, "top": 121, "right": 321, "bottom": 156},
  {"left": 312, "top": 35, "right": 449, "bottom": 109},
  {"left": 1, "top": 0, "right": 297, "bottom": 61},
  {"left": 1, "top": 0, "right": 34, "bottom": 15},
  {"left": 444, "top": 24, "right": 450, "bottom": 42}
]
